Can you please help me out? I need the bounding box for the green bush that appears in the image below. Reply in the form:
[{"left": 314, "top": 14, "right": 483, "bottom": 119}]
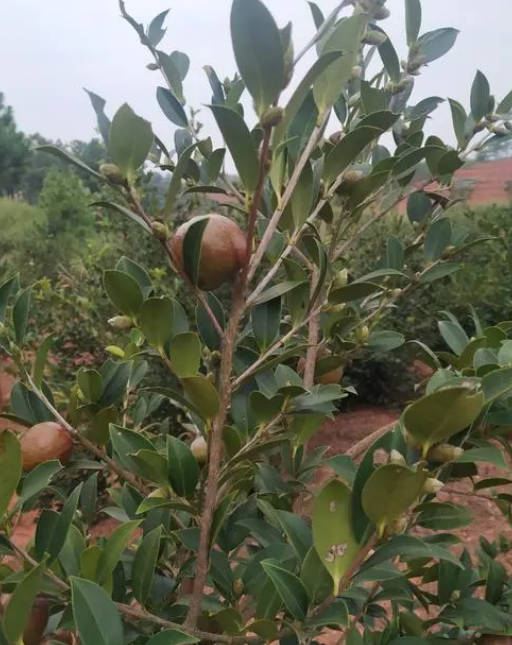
[{"left": 0, "top": 197, "right": 47, "bottom": 278}]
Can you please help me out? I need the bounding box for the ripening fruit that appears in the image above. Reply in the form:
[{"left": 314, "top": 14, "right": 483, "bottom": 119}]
[
  {"left": 23, "top": 598, "right": 50, "bottom": 645},
  {"left": 191, "top": 436, "right": 208, "bottom": 463},
  {"left": 20, "top": 422, "right": 73, "bottom": 472},
  {"left": 169, "top": 214, "right": 247, "bottom": 291}
]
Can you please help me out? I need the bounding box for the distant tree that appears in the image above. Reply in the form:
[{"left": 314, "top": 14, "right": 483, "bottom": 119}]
[{"left": 0, "top": 92, "right": 29, "bottom": 195}]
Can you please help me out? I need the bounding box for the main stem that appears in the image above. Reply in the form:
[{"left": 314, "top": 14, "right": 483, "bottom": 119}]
[{"left": 184, "top": 126, "right": 272, "bottom": 630}]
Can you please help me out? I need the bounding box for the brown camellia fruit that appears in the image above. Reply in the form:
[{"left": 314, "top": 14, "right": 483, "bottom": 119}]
[
  {"left": 20, "top": 422, "right": 73, "bottom": 472},
  {"left": 169, "top": 214, "right": 247, "bottom": 291},
  {"left": 297, "top": 357, "right": 344, "bottom": 385},
  {"left": 23, "top": 598, "right": 50, "bottom": 645}
]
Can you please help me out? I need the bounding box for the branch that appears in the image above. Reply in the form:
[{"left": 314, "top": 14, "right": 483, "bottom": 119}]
[
  {"left": 345, "top": 420, "right": 398, "bottom": 460},
  {"left": 184, "top": 119, "right": 273, "bottom": 631},
  {"left": 303, "top": 274, "right": 321, "bottom": 389},
  {"left": 25, "top": 374, "right": 149, "bottom": 495}
]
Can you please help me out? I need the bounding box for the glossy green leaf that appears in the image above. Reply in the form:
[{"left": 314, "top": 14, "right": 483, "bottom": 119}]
[
  {"left": 210, "top": 104, "right": 259, "bottom": 191},
  {"left": 132, "top": 449, "right": 169, "bottom": 486},
  {"left": 378, "top": 28, "right": 401, "bottom": 83},
  {"left": 313, "top": 14, "right": 367, "bottom": 116},
  {"left": 163, "top": 142, "right": 198, "bottom": 217},
  {"left": 230, "top": 0, "right": 284, "bottom": 116},
  {"left": 424, "top": 217, "right": 452, "bottom": 260},
  {"left": 158, "top": 52, "right": 184, "bottom": 103},
  {"left": 470, "top": 70, "right": 490, "bottom": 121},
  {"left": 196, "top": 293, "right": 225, "bottom": 351},
  {"left": 368, "top": 330, "right": 405, "bottom": 353},
  {"left": 455, "top": 446, "right": 507, "bottom": 469},
  {"left": 405, "top": 0, "right": 421, "bottom": 46},
  {"left": 167, "top": 435, "right": 199, "bottom": 497},
  {"left": 99, "top": 361, "right": 131, "bottom": 407},
  {"left": 252, "top": 280, "right": 307, "bottom": 306},
  {"left": 313, "top": 479, "right": 360, "bottom": 591},
  {"left": 47, "top": 483, "right": 83, "bottom": 561},
  {"left": 407, "top": 190, "right": 433, "bottom": 224},
  {"left": 362, "top": 464, "right": 428, "bottom": 536},
  {"left": 109, "top": 424, "right": 156, "bottom": 475},
  {"left": 437, "top": 150, "right": 464, "bottom": 175},
  {"left": 71, "top": 577, "right": 124, "bottom": 645},
  {"left": 180, "top": 214, "right": 209, "bottom": 287},
  {"left": 448, "top": 98, "right": 468, "bottom": 149},
  {"left": 170, "top": 51, "right": 190, "bottom": 81},
  {"left": 170, "top": 332, "right": 201, "bottom": 378},
  {"left": 109, "top": 103, "right": 153, "bottom": 180},
  {"left": 482, "top": 366, "right": 512, "bottom": 404},
  {"left": 33, "top": 334, "right": 53, "bottom": 388},
  {"left": 329, "top": 282, "right": 383, "bottom": 304},
  {"left": 138, "top": 297, "right": 175, "bottom": 351},
  {"left": 97, "top": 520, "right": 140, "bottom": 587},
  {"left": 3, "top": 561, "right": 46, "bottom": 643},
  {"left": 402, "top": 385, "right": 484, "bottom": 454},
  {"left": 85, "top": 89, "right": 111, "bottom": 143},
  {"left": 438, "top": 319, "right": 469, "bottom": 355},
  {"left": 417, "top": 28, "right": 459, "bottom": 64},
  {"left": 103, "top": 270, "right": 143, "bottom": 317},
  {"left": 145, "top": 630, "right": 199, "bottom": 645},
  {"left": 324, "top": 126, "right": 382, "bottom": 184},
  {"left": 91, "top": 200, "right": 151, "bottom": 233},
  {"left": 19, "top": 460, "right": 62, "bottom": 504},
  {"left": 252, "top": 298, "right": 281, "bottom": 350},
  {"left": 419, "top": 263, "right": 459, "bottom": 284},
  {"left": 147, "top": 9, "right": 169, "bottom": 46},
  {"left": 300, "top": 546, "right": 333, "bottom": 604},
  {"left": 0, "top": 274, "right": 19, "bottom": 322},
  {"left": 0, "top": 431, "right": 22, "bottom": 523},
  {"left": 13, "top": 286, "right": 32, "bottom": 345},
  {"left": 417, "top": 502, "right": 472, "bottom": 530},
  {"left": 261, "top": 561, "right": 309, "bottom": 621},
  {"left": 157, "top": 86, "right": 188, "bottom": 127},
  {"left": 77, "top": 368, "right": 103, "bottom": 404},
  {"left": 36, "top": 145, "right": 106, "bottom": 183},
  {"left": 362, "top": 534, "right": 463, "bottom": 571}
]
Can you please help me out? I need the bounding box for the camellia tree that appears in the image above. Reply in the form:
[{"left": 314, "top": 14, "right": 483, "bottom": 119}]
[{"left": 3, "top": 0, "right": 512, "bottom": 644}]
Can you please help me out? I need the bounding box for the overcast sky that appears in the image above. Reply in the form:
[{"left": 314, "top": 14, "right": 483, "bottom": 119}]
[{"left": 1, "top": 0, "right": 511, "bottom": 152}]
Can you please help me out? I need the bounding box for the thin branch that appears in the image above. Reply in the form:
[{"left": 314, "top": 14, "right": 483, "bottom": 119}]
[
  {"left": 303, "top": 274, "right": 321, "bottom": 389},
  {"left": 345, "top": 421, "right": 398, "bottom": 460},
  {"left": 25, "top": 373, "right": 148, "bottom": 495},
  {"left": 184, "top": 119, "right": 273, "bottom": 631}
]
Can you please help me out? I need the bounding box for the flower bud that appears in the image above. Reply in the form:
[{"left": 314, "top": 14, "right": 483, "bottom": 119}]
[
  {"left": 422, "top": 477, "right": 444, "bottom": 495},
  {"left": 223, "top": 77, "right": 232, "bottom": 93},
  {"left": 261, "top": 106, "right": 284, "bottom": 129},
  {"left": 389, "top": 449, "right": 406, "bottom": 465},
  {"left": 108, "top": 316, "right": 133, "bottom": 330},
  {"left": 362, "top": 30, "right": 388, "bottom": 46},
  {"left": 391, "top": 288, "right": 403, "bottom": 298},
  {"left": 100, "top": 163, "right": 126, "bottom": 185},
  {"left": 191, "top": 436, "right": 208, "bottom": 463},
  {"left": 151, "top": 221, "right": 170, "bottom": 241},
  {"left": 357, "top": 325, "right": 370, "bottom": 344},
  {"left": 333, "top": 269, "right": 349, "bottom": 288},
  {"left": 428, "top": 444, "right": 464, "bottom": 463}
]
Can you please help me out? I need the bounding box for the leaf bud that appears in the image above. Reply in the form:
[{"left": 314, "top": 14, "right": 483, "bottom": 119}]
[
  {"left": 333, "top": 269, "right": 349, "bottom": 288},
  {"left": 428, "top": 444, "right": 464, "bottom": 463},
  {"left": 261, "top": 106, "right": 284, "bottom": 129},
  {"left": 108, "top": 316, "right": 133, "bottom": 330},
  {"left": 151, "top": 221, "right": 170, "bottom": 241},
  {"left": 362, "top": 30, "right": 388, "bottom": 46},
  {"left": 100, "top": 163, "right": 126, "bottom": 185}
]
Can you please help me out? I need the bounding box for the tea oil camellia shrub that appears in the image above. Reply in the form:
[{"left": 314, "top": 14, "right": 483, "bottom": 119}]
[{"left": 4, "top": 1, "right": 512, "bottom": 643}]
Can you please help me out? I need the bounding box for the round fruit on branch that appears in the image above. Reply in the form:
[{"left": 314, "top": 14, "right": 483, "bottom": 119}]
[
  {"left": 169, "top": 214, "right": 247, "bottom": 291},
  {"left": 20, "top": 422, "right": 73, "bottom": 472}
]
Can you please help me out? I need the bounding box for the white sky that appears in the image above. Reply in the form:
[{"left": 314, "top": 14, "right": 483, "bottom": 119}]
[{"left": 1, "top": 0, "right": 511, "bottom": 151}]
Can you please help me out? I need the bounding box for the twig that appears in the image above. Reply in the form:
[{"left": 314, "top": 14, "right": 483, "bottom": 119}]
[
  {"left": 25, "top": 373, "right": 148, "bottom": 495},
  {"left": 184, "top": 120, "right": 273, "bottom": 631},
  {"left": 345, "top": 420, "right": 398, "bottom": 460},
  {"left": 303, "top": 275, "right": 321, "bottom": 389}
]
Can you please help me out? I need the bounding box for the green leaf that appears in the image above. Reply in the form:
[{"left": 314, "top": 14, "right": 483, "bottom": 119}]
[
  {"left": 378, "top": 28, "right": 401, "bottom": 83},
  {"left": 13, "top": 286, "right": 32, "bottom": 345},
  {"left": 71, "top": 577, "right": 124, "bottom": 645},
  {"left": 103, "top": 270, "right": 143, "bottom": 317},
  {"left": 419, "top": 263, "right": 459, "bottom": 284},
  {"left": 252, "top": 280, "right": 307, "bottom": 306},
  {"left": 3, "top": 561, "right": 47, "bottom": 643},
  {"left": 157, "top": 86, "right": 188, "bottom": 128},
  {"left": 362, "top": 535, "right": 463, "bottom": 571},
  {"left": 98, "top": 361, "right": 131, "bottom": 408},
  {"left": 0, "top": 274, "right": 19, "bottom": 323},
  {"left": 261, "top": 561, "right": 309, "bottom": 621},
  {"left": 196, "top": 293, "right": 225, "bottom": 351},
  {"left": 85, "top": 89, "right": 111, "bottom": 145},
  {"left": 313, "top": 14, "right": 367, "bottom": 116},
  {"left": 36, "top": 145, "right": 106, "bottom": 183},
  {"left": 300, "top": 546, "right": 333, "bottom": 604},
  {"left": 449, "top": 99, "right": 468, "bottom": 148},
  {"left": 181, "top": 215, "right": 209, "bottom": 286},
  {"left": 482, "top": 366, "right": 512, "bottom": 404},
  {"left": 97, "top": 520, "right": 140, "bottom": 587},
  {"left": 19, "top": 460, "right": 63, "bottom": 504},
  {"left": 90, "top": 200, "right": 151, "bottom": 233},
  {"left": 417, "top": 28, "right": 459, "bottom": 64},
  {"left": 138, "top": 297, "right": 175, "bottom": 351},
  {"left": 324, "top": 127, "right": 382, "bottom": 184},
  {"left": 417, "top": 502, "right": 472, "bottom": 530},
  {"left": 132, "top": 449, "right": 169, "bottom": 486},
  {"left": 47, "top": 483, "right": 83, "bottom": 561},
  {"left": 437, "top": 150, "right": 464, "bottom": 175},
  {"left": 143, "top": 386, "right": 205, "bottom": 421},
  {"left": 167, "top": 435, "right": 199, "bottom": 497},
  {"left": 77, "top": 368, "right": 104, "bottom": 404},
  {"left": 170, "top": 332, "right": 202, "bottom": 378},
  {"left": 0, "top": 431, "right": 22, "bottom": 520},
  {"left": 497, "top": 88, "right": 512, "bottom": 115},
  {"left": 313, "top": 479, "right": 360, "bottom": 591},
  {"left": 109, "top": 103, "right": 153, "bottom": 180},
  {"left": 329, "top": 282, "right": 383, "bottom": 304},
  {"left": 147, "top": 10, "right": 169, "bottom": 46},
  {"left": 438, "top": 320, "right": 469, "bottom": 356},
  {"left": 210, "top": 104, "right": 259, "bottom": 192},
  {"left": 109, "top": 425, "right": 156, "bottom": 475},
  {"left": 368, "top": 330, "right": 405, "bottom": 353},
  {"left": 405, "top": 0, "right": 422, "bottom": 46},
  {"left": 230, "top": 0, "right": 284, "bottom": 116},
  {"left": 252, "top": 298, "right": 281, "bottom": 350},
  {"left": 425, "top": 217, "right": 452, "bottom": 260},
  {"left": 158, "top": 53, "right": 184, "bottom": 103},
  {"left": 402, "top": 385, "right": 484, "bottom": 454},
  {"left": 163, "top": 142, "right": 198, "bottom": 217},
  {"left": 33, "top": 335, "right": 53, "bottom": 388},
  {"left": 145, "top": 630, "right": 200, "bottom": 645},
  {"left": 170, "top": 51, "right": 190, "bottom": 81},
  {"left": 470, "top": 70, "right": 490, "bottom": 121},
  {"left": 455, "top": 446, "right": 507, "bottom": 470},
  {"left": 362, "top": 464, "right": 428, "bottom": 536}
]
